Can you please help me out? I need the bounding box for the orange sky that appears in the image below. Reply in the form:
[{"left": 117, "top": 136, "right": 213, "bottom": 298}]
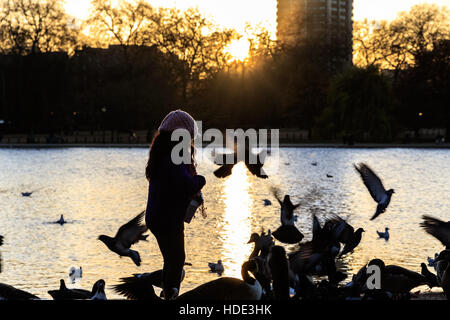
[{"left": 65, "top": 0, "right": 450, "bottom": 38}]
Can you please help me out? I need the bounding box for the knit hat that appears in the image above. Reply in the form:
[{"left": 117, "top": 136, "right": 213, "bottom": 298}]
[{"left": 158, "top": 109, "right": 198, "bottom": 139}]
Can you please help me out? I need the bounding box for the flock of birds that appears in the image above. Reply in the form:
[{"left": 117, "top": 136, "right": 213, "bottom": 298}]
[{"left": 0, "top": 152, "right": 450, "bottom": 300}]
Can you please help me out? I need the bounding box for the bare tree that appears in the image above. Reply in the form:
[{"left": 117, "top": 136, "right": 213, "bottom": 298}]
[
  {"left": 147, "top": 7, "right": 234, "bottom": 102},
  {"left": 0, "top": 0, "right": 80, "bottom": 55},
  {"left": 88, "top": 0, "right": 153, "bottom": 49}
]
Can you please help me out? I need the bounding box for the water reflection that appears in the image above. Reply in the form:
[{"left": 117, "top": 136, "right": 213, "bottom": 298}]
[{"left": 220, "top": 162, "right": 253, "bottom": 278}]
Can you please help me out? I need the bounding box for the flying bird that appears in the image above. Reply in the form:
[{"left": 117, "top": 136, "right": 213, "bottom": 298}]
[
  {"left": 212, "top": 143, "right": 268, "bottom": 179},
  {"left": 271, "top": 189, "right": 304, "bottom": 244},
  {"left": 98, "top": 211, "right": 149, "bottom": 266},
  {"left": 354, "top": 163, "right": 395, "bottom": 220},
  {"left": 420, "top": 215, "right": 450, "bottom": 249}
]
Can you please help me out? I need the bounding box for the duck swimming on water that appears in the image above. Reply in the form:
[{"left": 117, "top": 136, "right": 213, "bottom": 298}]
[
  {"left": 56, "top": 215, "right": 66, "bottom": 225},
  {"left": 208, "top": 260, "right": 224, "bottom": 275},
  {"left": 377, "top": 227, "right": 390, "bottom": 240}
]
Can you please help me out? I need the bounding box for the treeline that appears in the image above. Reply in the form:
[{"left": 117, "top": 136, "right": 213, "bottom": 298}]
[{"left": 0, "top": 1, "right": 449, "bottom": 142}]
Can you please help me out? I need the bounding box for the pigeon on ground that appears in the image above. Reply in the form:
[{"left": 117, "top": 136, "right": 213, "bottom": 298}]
[
  {"left": 354, "top": 163, "right": 395, "bottom": 220},
  {"left": 420, "top": 263, "right": 439, "bottom": 289},
  {"left": 98, "top": 211, "right": 149, "bottom": 266}
]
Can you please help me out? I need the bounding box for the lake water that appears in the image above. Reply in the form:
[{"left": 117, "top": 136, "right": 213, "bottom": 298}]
[{"left": 0, "top": 147, "right": 449, "bottom": 299}]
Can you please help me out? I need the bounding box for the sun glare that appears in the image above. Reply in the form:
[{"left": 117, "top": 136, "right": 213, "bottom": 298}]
[{"left": 225, "top": 38, "right": 250, "bottom": 62}]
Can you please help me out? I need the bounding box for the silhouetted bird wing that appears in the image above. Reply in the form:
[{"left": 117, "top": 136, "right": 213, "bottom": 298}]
[
  {"left": 420, "top": 215, "right": 450, "bottom": 248},
  {"left": 213, "top": 164, "right": 235, "bottom": 178},
  {"left": 244, "top": 150, "right": 268, "bottom": 179},
  {"left": 112, "top": 275, "right": 160, "bottom": 300},
  {"left": 271, "top": 187, "right": 283, "bottom": 206},
  {"left": 354, "top": 163, "right": 387, "bottom": 203},
  {"left": 272, "top": 225, "right": 304, "bottom": 244},
  {"left": 115, "top": 211, "right": 148, "bottom": 249}
]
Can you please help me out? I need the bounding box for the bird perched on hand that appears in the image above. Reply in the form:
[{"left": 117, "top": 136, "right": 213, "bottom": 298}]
[
  {"left": 377, "top": 227, "right": 390, "bottom": 240},
  {"left": 420, "top": 215, "right": 450, "bottom": 249},
  {"left": 271, "top": 189, "right": 304, "bottom": 244},
  {"left": 212, "top": 142, "right": 268, "bottom": 179},
  {"left": 354, "top": 163, "right": 394, "bottom": 220},
  {"left": 98, "top": 211, "right": 149, "bottom": 266}
]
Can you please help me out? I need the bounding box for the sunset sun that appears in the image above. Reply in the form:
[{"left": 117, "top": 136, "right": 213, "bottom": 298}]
[{"left": 225, "top": 38, "right": 250, "bottom": 62}]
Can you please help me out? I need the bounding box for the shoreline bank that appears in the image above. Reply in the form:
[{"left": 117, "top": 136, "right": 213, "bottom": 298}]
[{"left": 0, "top": 143, "right": 449, "bottom": 149}]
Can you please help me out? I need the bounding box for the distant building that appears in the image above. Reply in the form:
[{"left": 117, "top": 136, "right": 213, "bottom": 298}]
[{"left": 277, "top": 0, "right": 353, "bottom": 62}]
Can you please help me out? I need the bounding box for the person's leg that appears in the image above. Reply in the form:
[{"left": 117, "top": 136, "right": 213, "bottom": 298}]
[
  {"left": 153, "top": 228, "right": 185, "bottom": 299},
  {"left": 164, "top": 228, "right": 185, "bottom": 292}
]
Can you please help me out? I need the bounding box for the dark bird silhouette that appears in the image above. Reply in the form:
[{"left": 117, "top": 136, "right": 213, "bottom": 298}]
[
  {"left": 98, "top": 211, "right": 149, "bottom": 266},
  {"left": 271, "top": 190, "right": 304, "bottom": 244},
  {"left": 420, "top": 263, "right": 439, "bottom": 289},
  {"left": 112, "top": 268, "right": 188, "bottom": 300},
  {"left": 0, "top": 235, "right": 3, "bottom": 246},
  {"left": 90, "top": 279, "right": 107, "bottom": 300},
  {"left": 113, "top": 260, "right": 262, "bottom": 300},
  {"left": 247, "top": 230, "right": 273, "bottom": 297},
  {"left": 368, "top": 259, "right": 428, "bottom": 294},
  {"left": 435, "top": 250, "right": 450, "bottom": 299},
  {"left": 338, "top": 228, "right": 365, "bottom": 258},
  {"left": 208, "top": 260, "right": 224, "bottom": 275},
  {"left": 55, "top": 215, "right": 66, "bottom": 225},
  {"left": 420, "top": 215, "right": 450, "bottom": 249},
  {"left": 326, "top": 174, "right": 333, "bottom": 178},
  {"left": 0, "top": 283, "right": 39, "bottom": 300},
  {"left": 354, "top": 163, "right": 394, "bottom": 220},
  {"left": 21, "top": 192, "right": 33, "bottom": 197},
  {"left": 48, "top": 279, "right": 103, "bottom": 300},
  {"left": 377, "top": 227, "right": 390, "bottom": 240},
  {"left": 213, "top": 143, "right": 268, "bottom": 179}
]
